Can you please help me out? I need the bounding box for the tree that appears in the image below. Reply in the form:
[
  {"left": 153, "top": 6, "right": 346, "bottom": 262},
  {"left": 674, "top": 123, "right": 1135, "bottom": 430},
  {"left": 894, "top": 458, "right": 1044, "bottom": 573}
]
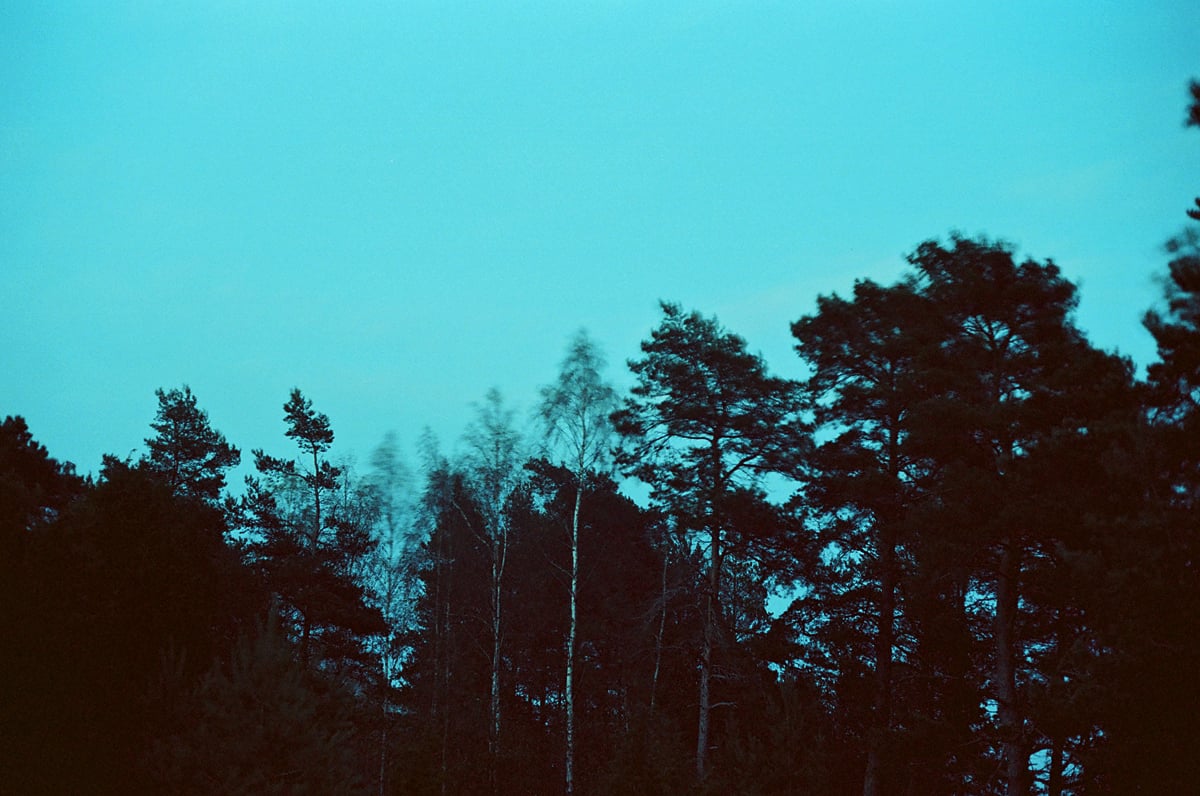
[
  {"left": 254, "top": 388, "right": 339, "bottom": 546},
  {"left": 1148, "top": 78, "right": 1200, "bottom": 467},
  {"left": 789, "top": 238, "right": 1139, "bottom": 792},
  {"left": 401, "top": 444, "right": 495, "bottom": 793},
  {"left": 538, "top": 329, "right": 618, "bottom": 795},
  {"left": 903, "top": 236, "right": 1134, "bottom": 794},
  {"left": 1145, "top": 225, "right": 1200, "bottom": 469},
  {"left": 462, "top": 388, "right": 523, "bottom": 794},
  {"left": 792, "top": 278, "right": 933, "bottom": 795},
  {"left": 244, "top": 389, "right": 385, "bottom": 671},
  {"left": 143, "top": 385, "right": 240, "bottom": 503},
  {"left": 614, "top": 301, "right": 807, "bottom": 783},
  {"left": 360, "top": 432, "right": 417, "bottom": 796}
]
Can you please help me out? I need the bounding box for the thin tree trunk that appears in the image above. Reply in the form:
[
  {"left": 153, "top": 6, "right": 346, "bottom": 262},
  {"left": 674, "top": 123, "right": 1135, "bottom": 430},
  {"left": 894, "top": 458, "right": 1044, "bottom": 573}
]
[
  {"left": 566, "top": 480, "right": 580, "bottom": 795},
  {"left": 696, "top": 440, "right": 726, "bottom": 785},
  {"left": 996, "top": 538, "right": 1026, "bottom": 795},
  {"left": 434, "top": 522, "right": 450, "bottom": 796},
  {"left": 440, "top": 597, "right": 451, "bottom": 796},
  {"left": 301, "top": 616, "right": 311, "bottom": 667},
  {"left": 650, "top": 537, "right": 668, "bottom": 715},
  {"left": 311, "top": 445, "right": 322, "bottom": 545},
  {"left": 866, "top": 429, "right": 902, "bottom": 796},
  {"left": 696, "top": 581, "right": 713, "bottom": 783},
  {"left": 490, "top": 534, "right": 502, "bottom": 796},
  {"left": 864, "top": 522, "right": 896, "bottom": 796},
  {"left": 1046, "top": 627, "right": 1069, "bottom": 796},
  {"left": 301, "top": 445, "right": 322, "bottom": 668},
  {"left": 1047, "top": 734, "right": 1064, "bottom": 796},
  {"left": 696, "top": 523, "right": 719, "bottom": 783},
  {"left": 863, "top": 735, "right": 881, "bottom": 790},
  {"left": 378, "top": 721, "right": 387, "bottom": 796}
]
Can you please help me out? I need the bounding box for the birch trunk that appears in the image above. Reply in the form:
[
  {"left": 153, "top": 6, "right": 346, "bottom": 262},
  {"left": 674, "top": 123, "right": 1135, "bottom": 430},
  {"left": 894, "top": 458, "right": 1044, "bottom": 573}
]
[
  {"left": 695, "top": 522, "right": 720, "bottom": 782},
  {"left": 565, "top": 479, "right": 580, "bottom": 795},
  {"left": 650, "top": 537, "right": 667, "bottom": 714},
  {"left": 489, "top": 532, "right": 503, "bottom": 796}
]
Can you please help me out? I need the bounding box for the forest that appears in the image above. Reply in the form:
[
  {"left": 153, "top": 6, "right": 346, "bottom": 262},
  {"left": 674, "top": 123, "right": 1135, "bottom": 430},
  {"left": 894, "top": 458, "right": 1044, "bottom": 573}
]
[{"left": 2, "top": 85, "right": 1198, "bottom": 796}]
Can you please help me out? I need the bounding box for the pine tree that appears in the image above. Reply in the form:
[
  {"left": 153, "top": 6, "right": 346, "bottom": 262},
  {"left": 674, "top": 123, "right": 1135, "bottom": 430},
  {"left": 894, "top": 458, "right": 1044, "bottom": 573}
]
[
  {"left": 244, "top": 389, "right": 385, "bottom": 672},
  {"left": 143, "top": 385, "right": 240, "bottom": 503},
  {"left": 792, "top": 278, "right": 934, "bottom": 795},
  {"left": 904, "top": 236, "right": 1132, "bottom": 793},
  {"left": 614, "top": 302, "right": 807, "bottom": 784}
]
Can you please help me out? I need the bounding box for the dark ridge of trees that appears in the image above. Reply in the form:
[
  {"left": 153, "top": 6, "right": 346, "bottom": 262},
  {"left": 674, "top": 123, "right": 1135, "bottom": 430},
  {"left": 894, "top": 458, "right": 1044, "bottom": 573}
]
[{"left": 2, "top": 80, "right": 1198, "bottom": 796}]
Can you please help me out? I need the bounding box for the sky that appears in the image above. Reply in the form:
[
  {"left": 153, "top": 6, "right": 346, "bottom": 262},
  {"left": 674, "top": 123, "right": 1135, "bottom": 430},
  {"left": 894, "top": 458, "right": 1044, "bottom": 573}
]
[{"left": 3, "top": 1, "right": 1198, "bottom": 482}]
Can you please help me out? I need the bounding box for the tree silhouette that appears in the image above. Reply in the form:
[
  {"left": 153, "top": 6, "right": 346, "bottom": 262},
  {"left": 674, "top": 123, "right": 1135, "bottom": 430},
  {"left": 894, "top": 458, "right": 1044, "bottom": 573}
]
[
  {"left": 461, "top": 388, "right": 523, "bottom": 794},
  {"left": 793, "top": 278, "right": 934, "bottom": 795},
  {"left": 614, "top": 301, "right": 807, "bottom": 784},
  {"left": 143, "top": 385, "right": 240, "bottom": 503},
  {"left": 538, "top": 329, "right": 618, "bottom": 795},
  {"left": 244, "top": 389, "right": 385, "bottom": 671}
]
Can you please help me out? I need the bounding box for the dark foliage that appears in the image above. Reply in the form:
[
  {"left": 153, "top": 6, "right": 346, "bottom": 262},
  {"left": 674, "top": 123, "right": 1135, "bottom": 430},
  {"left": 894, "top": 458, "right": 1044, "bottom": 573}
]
[
  {"left": 143, "top": 385, "right": 240, "bottom": 503},
  {"left": 1, "top": 458, "right": 265, "bottom": 792}
]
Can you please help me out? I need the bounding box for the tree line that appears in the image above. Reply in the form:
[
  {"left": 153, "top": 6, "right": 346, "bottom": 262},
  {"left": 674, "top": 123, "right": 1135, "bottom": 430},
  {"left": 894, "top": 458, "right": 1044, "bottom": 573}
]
[{"left": 2, "top": 83, "right": 1198, "bottom": 795}]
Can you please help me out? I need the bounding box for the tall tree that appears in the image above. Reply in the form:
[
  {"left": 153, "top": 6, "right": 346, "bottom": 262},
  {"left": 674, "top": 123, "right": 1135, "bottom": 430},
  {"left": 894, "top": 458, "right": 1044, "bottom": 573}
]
[
  {"left": 255, "top": 388, "right": 340, "bottom": 546},
  {"left": 614, "top": 302, "right": 807, "bottom": 783},
  {"left": 790, "top": 239, "right": 1138, "bottom": 791},
  {"left": 538, "top": 329, "right": 618, "bottom": 796},
  {"left": 143, "top": 385, "right": 240, "bottom": 503},
  {"left": 510, "top": 459, "right": 671, "bottom": 793},
  {"left": 904, "top": 236, "right": 1132, "bottom": 794},
  {"left": 792, "top": 278, "right": 933, "bottom": 795},
  {"left": 245, "top": 388, "right": 384, "bottom": 671},
  {"left": 361, "top": 432, "right": 416, "bottom": 796},
  {"left": 462, "top": 388, "right": 523, "bottom": 794},
  {"left": 1144, "top": 79, "right": 1200, "bottom": 438},
  {"left": 400, "top": 442, "right": 494, "bottom": 793}
]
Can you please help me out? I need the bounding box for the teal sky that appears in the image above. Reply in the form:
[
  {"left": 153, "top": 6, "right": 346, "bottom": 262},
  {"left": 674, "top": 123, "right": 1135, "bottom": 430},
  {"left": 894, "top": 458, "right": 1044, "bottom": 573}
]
[{"left": 3, "top": 1, "right": 1198, "bottom": 477}]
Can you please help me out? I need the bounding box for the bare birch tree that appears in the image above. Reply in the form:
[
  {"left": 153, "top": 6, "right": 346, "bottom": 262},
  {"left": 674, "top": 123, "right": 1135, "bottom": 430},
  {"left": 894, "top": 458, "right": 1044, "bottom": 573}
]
[
  {"left": 538, "top": 330, "right": 617, "bottom": 796},
  {"left": 462, "top": 389, "right": 523, "bottom": 794}
]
